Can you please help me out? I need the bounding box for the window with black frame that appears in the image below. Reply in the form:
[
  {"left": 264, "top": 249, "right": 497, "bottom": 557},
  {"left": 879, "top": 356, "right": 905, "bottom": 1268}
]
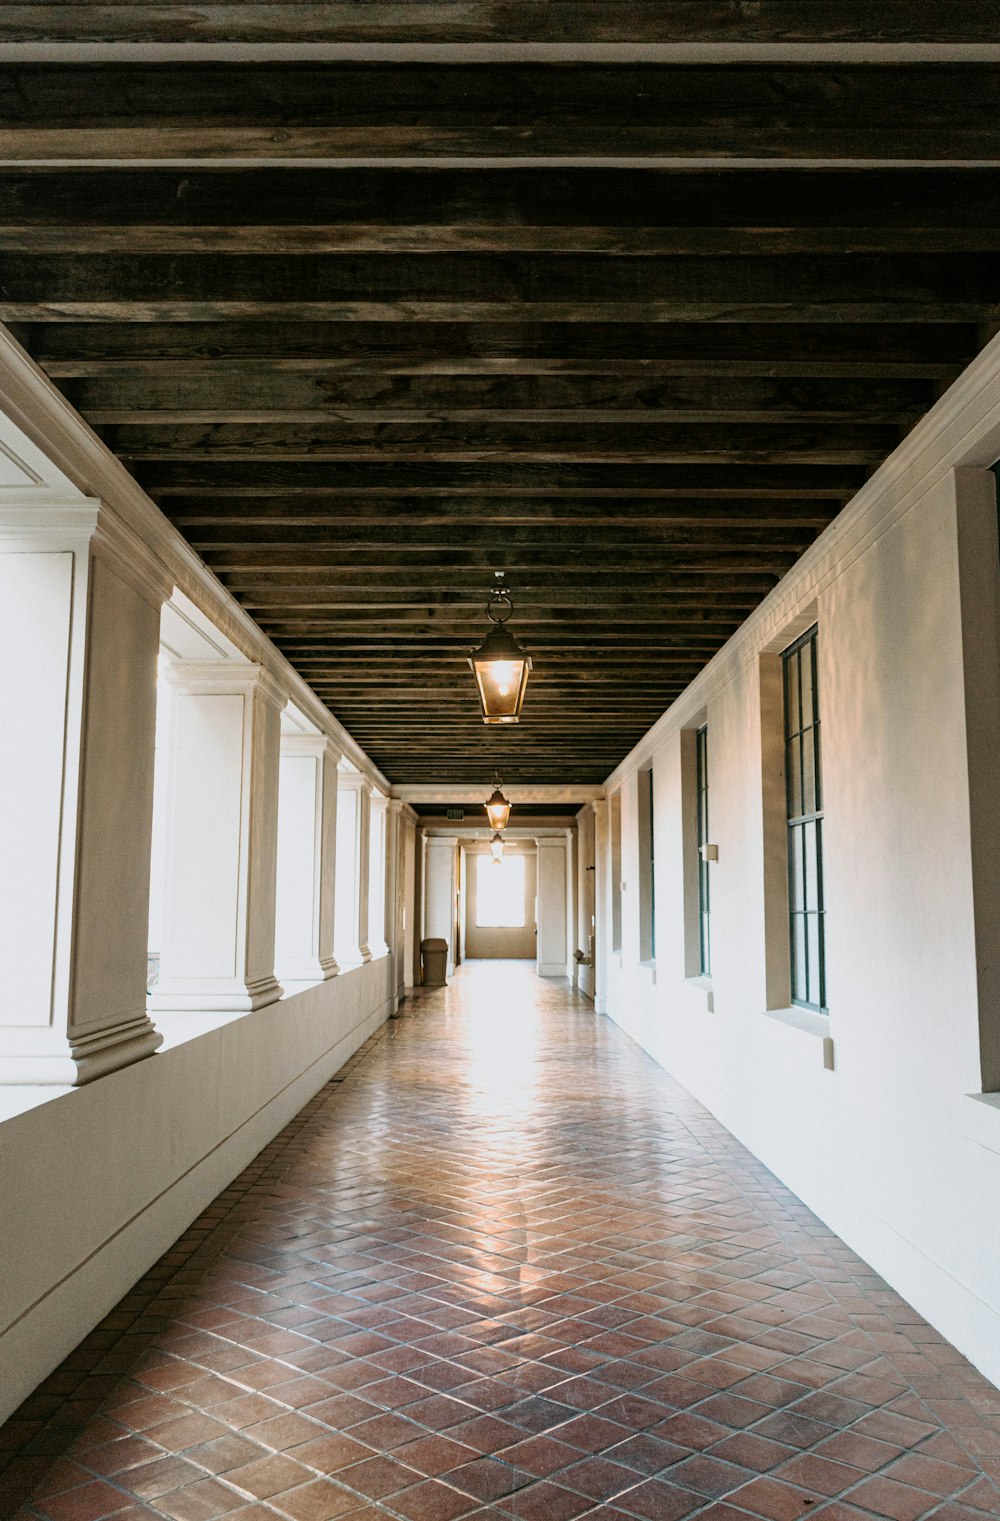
[
  {"left": 696, "top": 725, "right": 710, "bottom": 976},
  {"left": 783, "top": 627, "right": 827, "bottom": 1011}
]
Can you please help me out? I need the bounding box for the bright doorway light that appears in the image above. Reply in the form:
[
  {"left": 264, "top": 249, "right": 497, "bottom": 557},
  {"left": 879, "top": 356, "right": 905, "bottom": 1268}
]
[{"left": 476, "top": 854, "right": 525, "bottom": 927}]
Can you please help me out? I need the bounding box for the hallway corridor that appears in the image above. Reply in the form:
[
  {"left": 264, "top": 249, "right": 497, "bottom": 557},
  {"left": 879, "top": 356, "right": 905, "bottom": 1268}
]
[{"left": 3, "top": 966, "right": 999, "bottom": 1521}]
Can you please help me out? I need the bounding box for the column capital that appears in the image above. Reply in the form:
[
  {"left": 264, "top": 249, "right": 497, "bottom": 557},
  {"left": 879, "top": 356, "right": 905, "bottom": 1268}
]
[
  {"left": 280, "top": 731, "right": 342, "bottom": 765},
  {"left": 0, "top": 499, "right": 173, "bottom": 610},
  {"left": 92, "top": 506, "right": 174, "bottom": 611},
  {"left": 166, "top": 659, "right": 286, "bottom": 712},
  {"left": 337, "top": 768, "right": 369, "bottom": 794},
  {"left": 591, "top": 797, "right": 608, "bottom": 818},
  {"left": 387, "top": 798, "right": 405, "bottom": 816}
]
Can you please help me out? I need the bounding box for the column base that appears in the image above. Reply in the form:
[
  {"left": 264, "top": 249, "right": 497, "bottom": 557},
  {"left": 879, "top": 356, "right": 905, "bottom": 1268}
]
[
  {"left": 149, "top": 973, "right": 283, "bottom": 1014},
  {"left": 278, "top": 955, "right": 339, "bottom": 995},
  {"left": 0, "top": 1016, "right": 163, "bottom": 1086},
  {"left": 335, "top": 944, "right": 370, "bottom": 971}
]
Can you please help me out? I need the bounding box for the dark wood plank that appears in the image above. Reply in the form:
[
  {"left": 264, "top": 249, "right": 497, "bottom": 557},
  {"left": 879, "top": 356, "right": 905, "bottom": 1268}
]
[
  {"left": 103, "top": 421, "right": 898, "bottom": 466},
  {"left": 18, "top": 321, "right": 978, "bottom": 378},
  {"left": 169, "top": 497, "right": 837, "bottom": 526},
  {"left": 58, "top": 373, "right": 932, "bottom": 426},
  {"left": 4, "top": 168, "right": 1000, "bottom": 230},
  {"left": 2, "top": 251, "right": 997, "bottom": 325},
  {"left": 3, "top": 63, "right": 1000, "bottom": 162},
  {"left": 0, "top": 4, "right": 994, "bottom": 45}
]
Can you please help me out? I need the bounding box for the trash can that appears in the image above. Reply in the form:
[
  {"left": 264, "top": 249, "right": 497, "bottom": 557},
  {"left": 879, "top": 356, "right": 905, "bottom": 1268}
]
[{"left": 421, "top": 937, "right": 449, "bottom": 987}]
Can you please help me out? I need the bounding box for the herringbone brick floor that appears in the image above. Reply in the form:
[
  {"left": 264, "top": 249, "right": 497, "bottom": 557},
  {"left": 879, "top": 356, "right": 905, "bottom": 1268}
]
[{"left": 3, "top": 963, "right": 999, "bottom": 1521}]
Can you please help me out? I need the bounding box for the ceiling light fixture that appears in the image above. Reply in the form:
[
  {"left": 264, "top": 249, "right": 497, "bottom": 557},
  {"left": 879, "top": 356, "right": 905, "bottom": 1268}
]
[
  {"left": 468, "top": 574, "right": 532, "bottom": 724},
  {"left": 489, "top": 831, "right": 505, "bottom": 863},
  {"left": 484, "top": 775, "right": 512, "bottom": 831}
]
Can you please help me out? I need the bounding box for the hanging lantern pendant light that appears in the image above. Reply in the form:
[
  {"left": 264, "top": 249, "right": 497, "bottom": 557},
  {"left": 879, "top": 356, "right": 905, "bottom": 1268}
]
[
  {"left": 468, "top": 578, "right": 532, "bottom": 724},
  {"left": 489, "top": 831, "right": 505, "bottom": 863},
  {"left": 484, "top": 774, "right": 512, "bottom": 831}
]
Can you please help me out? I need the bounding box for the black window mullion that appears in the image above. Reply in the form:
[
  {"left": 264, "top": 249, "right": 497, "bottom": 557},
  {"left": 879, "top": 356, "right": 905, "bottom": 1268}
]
[{"left": 783, "top": 626, "right": 826, "bottom": 1014}]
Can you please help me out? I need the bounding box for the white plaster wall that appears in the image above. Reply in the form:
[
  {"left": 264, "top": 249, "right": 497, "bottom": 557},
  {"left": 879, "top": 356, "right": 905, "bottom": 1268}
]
[
  {"left": 0, "top": 960, "right": 394, "bottom": 1424},
  {"left": 602, "top": 462, "right": 1000, "bottom": 1388}
]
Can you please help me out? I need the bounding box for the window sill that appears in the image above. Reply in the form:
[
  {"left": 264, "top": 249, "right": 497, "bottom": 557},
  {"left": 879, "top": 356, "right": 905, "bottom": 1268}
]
[
  {"left": 965, "top": 1093, "right": 1000, "bottom": 1156},
  {"left": 639, "top": 959, "right": 657, "bottom": 986},
  {"left": 759, "top": 1006, "right": 834, "bottom": 1070},
  {"left": 687, "top": 974, "right": 715, "bottom": 1012}
]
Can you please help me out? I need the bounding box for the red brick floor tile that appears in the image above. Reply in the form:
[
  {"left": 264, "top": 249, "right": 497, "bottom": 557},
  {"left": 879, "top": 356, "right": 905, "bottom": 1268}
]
[
  {"left": 666, "top": 1454, "right": 756, "bottom": 1499},
  {"left": 225, "top": 1454, "right": 314, "bottom": 1500},
  {"left": 708, "top": 1434, "right": 799, "bottom": 1474},
  {"left": 149, "top": 1477, "right": 248, "bottom": 1520},
  {"left": 494, "top": 1435, "right": 582, "bottom": 1477},
  {"left": 725, "top": 1476, "right": 819, "bottom": 1520},
  {"left": 271, "top": 1478, "right": 362, "bottom": 1520},
  {"left": 502, "top": 1479, "right": 595, "bottom": 1521},
  {"left": 844, "top": 1474, "right": 939, "bottom": 1520},
  {"left": 445, "top": 1459, "right": 533, "bottom": 1501},
  {"left": 773, "top": 1454, "right": 865, "bottom": 1496},
  {"left": 243, "top": 1416, "right": 323, "bottom": 1453},
  {"left": 389, "top": 1479, "right": 478, "bottom": 1521},
  {"left": 392, "top": 1436, "right": 480, "bottom": 1478},
  {"left": 288, "top": 1435, "right": 374, "bottom": 1474},
  {"left": 186, "top": 1436, "right": 267, "bottom": 1475},
  {"left": 555, "top": 1455, "right": 642, "bottom": 1501},
  {"left": 612, "top": 1476, "right": 702, "bottom": 1519},
  {"left": 33, "top": 1483, "right": 135, "bottom": 1521},
  {"left": 119, "top": 1454, "right": 208, "bottom": 1499},
  {"left": 336, "top": 1454, "right": 423, "bottom": 1500}
]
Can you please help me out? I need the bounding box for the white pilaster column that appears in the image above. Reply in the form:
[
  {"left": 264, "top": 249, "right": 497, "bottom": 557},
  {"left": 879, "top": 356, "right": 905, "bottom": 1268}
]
[
  {"left": 592, "top": 799, "right": 609, "bottom": 1013},
  {"left": 537, "top": 835, "right": 570, "bottom": 978},
  {"left": 423, "top": 835, "right": 458, "bottom": 976},
  {"left": 402, "top": 813, "right": 418, "bottom": 991},
  {"left": 385, "top": 800, "right": 404, "bottom": 1009},
  {"left": 149, "top": 660, "right": 284, "bottom": 1014},
  {"left": 357, "top": 780, "right": 373, "bottom": 963},
  {"left": 275, "top": 734, "right": 341, "bottom": 990},
  {"left": 367, "top": 791, "right": 390, "bottom": 960},
  {"left": 334, "top": 772, "right": 371, "bottom": 967},
  {"left": 0, "top": 503, "right": 170, "bottom": 1084}
]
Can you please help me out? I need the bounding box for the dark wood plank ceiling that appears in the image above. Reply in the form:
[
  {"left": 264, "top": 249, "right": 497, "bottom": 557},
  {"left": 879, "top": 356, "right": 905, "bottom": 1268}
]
[{"left": 2, "top": 14, "right": 998, "bottom": 783}]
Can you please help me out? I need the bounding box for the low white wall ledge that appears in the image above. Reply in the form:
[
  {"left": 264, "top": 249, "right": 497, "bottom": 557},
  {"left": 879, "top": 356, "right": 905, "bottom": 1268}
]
[
  {"left": 965, "top": 1093, "right": 1000, "bottom": 1156},
  {"left": 760, "top": 1006, "right": 835, "bottom": 1070}
]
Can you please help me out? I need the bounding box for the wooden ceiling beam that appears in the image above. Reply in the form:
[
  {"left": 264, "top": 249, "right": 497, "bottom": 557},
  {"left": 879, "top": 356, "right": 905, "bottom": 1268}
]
[
  {"left": 0, "top": 4, "right": 994, "bottom": 44},
  {"left": 173, "top": 498, "right": 838, "bottom": 526},
  {"left": 16, "top": 320, "right": 978, "bottom": 376},
  {"left": 2, "top": 168, "right": 1000, "bottom": 229},
  {"left": 59, "top": 373, "right": 934, "bottom": 422},
  {"left": 3, "top": 249, "right": 996, "bottom": 324},
  {"left": 183, "top": 521, "right": 815, "bottom": 548},
  {"left": 104, "top": 423, "right": 897, "bottom": 466},
  {"left": 138, "top": 459, "right": 866, "bottom": 496},
  {"left": 7, "top": 226, "right": 1000, "bottom": 258},
  {"left": 3, "top": 63, "right": 1000, "bottom": 163}
]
